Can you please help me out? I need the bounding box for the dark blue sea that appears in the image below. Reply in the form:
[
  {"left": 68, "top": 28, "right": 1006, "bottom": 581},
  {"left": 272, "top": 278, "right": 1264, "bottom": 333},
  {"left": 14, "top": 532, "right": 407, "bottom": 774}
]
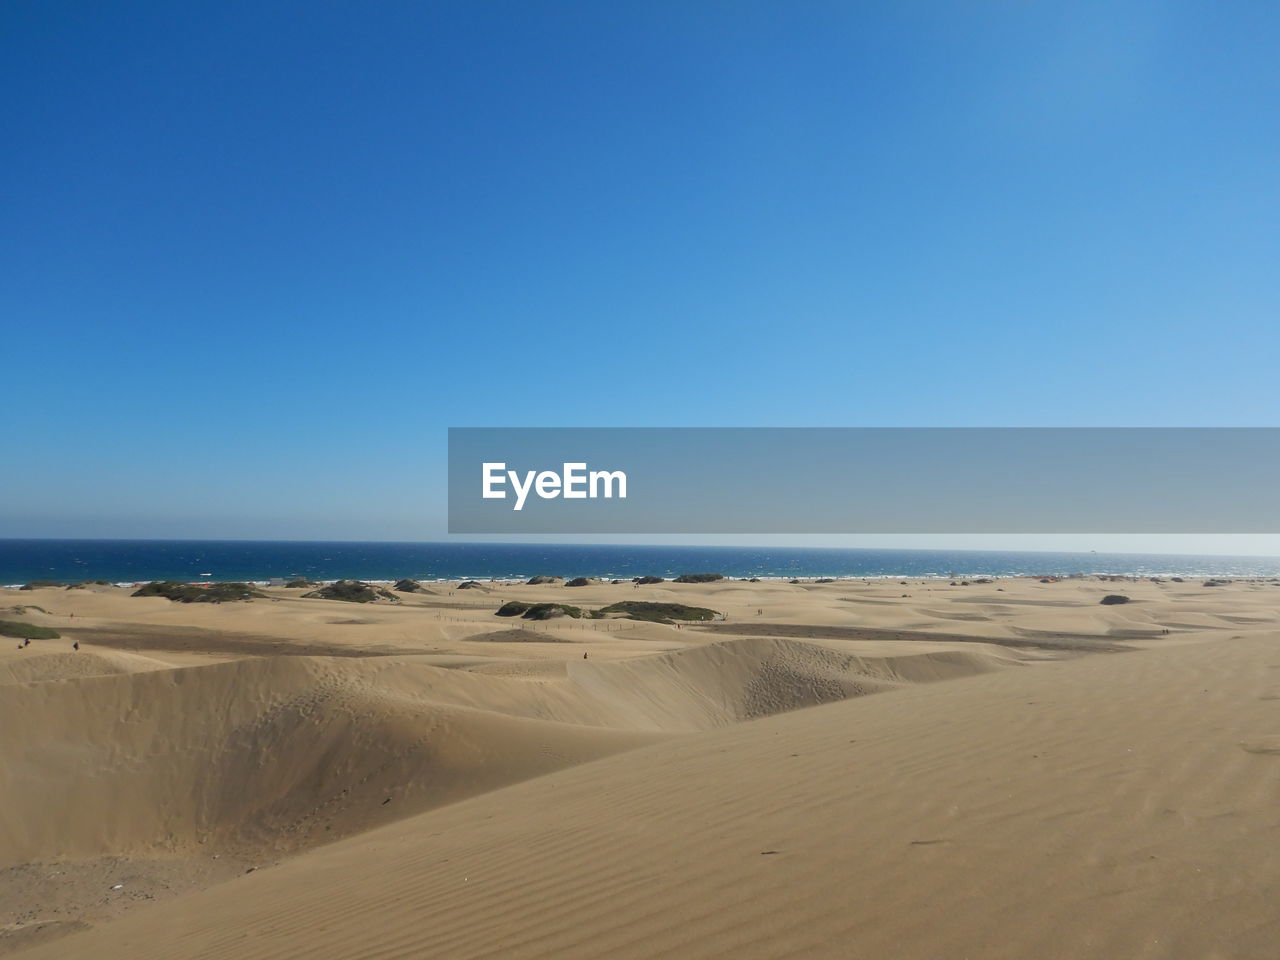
[{"left": 3, "top": 540, "right": 1279, "bottom": 586}]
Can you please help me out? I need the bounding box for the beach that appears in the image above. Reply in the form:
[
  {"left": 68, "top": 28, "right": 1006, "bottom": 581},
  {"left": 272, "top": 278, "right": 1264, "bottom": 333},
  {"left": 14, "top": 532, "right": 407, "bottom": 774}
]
[{"left": 2, "top": 574, "right": 1279, "bottom": 958}]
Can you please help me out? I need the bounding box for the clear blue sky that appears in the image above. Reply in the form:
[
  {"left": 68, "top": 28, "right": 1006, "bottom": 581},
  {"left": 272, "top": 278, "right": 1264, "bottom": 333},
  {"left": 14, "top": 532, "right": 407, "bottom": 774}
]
[{"left": 3, "top": 2, "right": 1277, "bottom": 551}]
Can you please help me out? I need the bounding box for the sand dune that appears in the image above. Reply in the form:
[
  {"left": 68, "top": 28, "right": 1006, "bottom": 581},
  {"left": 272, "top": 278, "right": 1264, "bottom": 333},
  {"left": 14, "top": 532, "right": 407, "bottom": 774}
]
[
  {"left": 568, "top": 636, "right": 1018, "bottom": 728},
  {"left": 0, "top": 655, "right": 659, "bottom": 869},
  {"left": 15, "top": 621, "right": 1280, "bottom": 960},
  {"left": 3, "top": 575, "right": 1278, "bottom": 957},
  {"left": 0, "top": 649, "right": 175, "bottom": 687},
  {"left": 2, "top": 637, "right": 1012, "bottom": 870}
]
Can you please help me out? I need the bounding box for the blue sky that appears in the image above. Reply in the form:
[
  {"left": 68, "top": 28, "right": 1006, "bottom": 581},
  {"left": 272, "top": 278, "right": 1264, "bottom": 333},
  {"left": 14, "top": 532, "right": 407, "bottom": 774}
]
[{"left": 2, "top": 2, "right": 1278, "bottom": 552}]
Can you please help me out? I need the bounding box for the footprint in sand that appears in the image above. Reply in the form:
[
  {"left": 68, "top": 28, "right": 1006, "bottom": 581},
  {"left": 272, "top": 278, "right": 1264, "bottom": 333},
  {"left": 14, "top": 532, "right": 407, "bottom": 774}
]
[{"left": 1239, "top": 736, "right": 1280, "bottom": 756}]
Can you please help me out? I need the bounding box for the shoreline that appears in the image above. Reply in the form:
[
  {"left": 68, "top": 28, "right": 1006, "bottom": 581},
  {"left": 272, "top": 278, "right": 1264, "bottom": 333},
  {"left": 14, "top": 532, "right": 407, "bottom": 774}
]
[
  {"left": 7, "top": 541, "right": 1280, "bottom": 587},
  {"left": 7, "top": 571, "right": 1277, "bottom": 590}
]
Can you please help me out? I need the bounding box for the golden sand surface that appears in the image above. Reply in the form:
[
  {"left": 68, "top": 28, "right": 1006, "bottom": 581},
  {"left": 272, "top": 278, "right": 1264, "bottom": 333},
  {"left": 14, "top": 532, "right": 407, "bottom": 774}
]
[{"left": 3, "top": 574, "right": 1278, "bottom": 958}]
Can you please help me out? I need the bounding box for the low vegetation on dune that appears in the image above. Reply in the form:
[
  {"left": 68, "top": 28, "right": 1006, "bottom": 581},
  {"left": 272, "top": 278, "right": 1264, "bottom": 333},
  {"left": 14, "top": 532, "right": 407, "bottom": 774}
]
[
  {"left": 303, "top": 580, "right": 400, "bottom": 603},
  {"left": 458, "top": 581, "right": 484, "bottom": 590},
  {"left": 495, "top": 601, "right": 583, "bottom": 620},
  {"left": 673, "top": 573, "right": 725, "bottom": 584},
  {"left": 595, "top": 601, "right": 720, "bottom": 624},
  {"left": 0, "top": 619, "right": 62, "bottom": 640},
  {"left": 393, "top": 578, "right": 423, "bottom": 592},
  {"left": 66, "top": 580, "right": 112, "bottom": 589},
  {"left": 494, "top": 600, "right": 717, "bottom": 624},
  {"left": 1100, "top": 594, "right": 1131, "bottom": 605},
  {"left": 526, "top": 576, "right": 562, "bottom": 585},
  {"left": 5, "top": 605, "right": 49, "bottom": 616},
  {"left": 285, "top": 578, "right": 317, "bottom": 588},
  {"left": 132, "top": 581, "right": 265, "bottom": 603},
  {"left": 19, "top": 580, "right": 61, "bottom": 590},
  {"left": 632, "top": 576, "right": 665, "bottom": 585},
  {"left": 565, "top": 577, "right": 592, "bottom": 587}
]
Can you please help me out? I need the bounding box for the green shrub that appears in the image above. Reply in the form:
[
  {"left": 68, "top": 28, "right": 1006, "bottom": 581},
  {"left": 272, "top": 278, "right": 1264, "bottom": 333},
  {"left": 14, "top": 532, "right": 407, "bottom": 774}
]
[
  {"left": 526, "top": 576, "right": 562, "bottom": 585},
  {"left": 302, "top": 580, "right": 399, "bottom": 603},
  {"left": 595, "top": 601, "right": 719, "bottom": 624},
  {"left": 673, "top": 573, "right": 724, "bottom": 584},
  {"left": 0, "top": 619, "right": 61, "bottom": 640},
  {"left": 285, "top": 578, "right": 317, "bottom": 589},
  {"left": 133, "top": 581, "right": 265, "bottom": 603},
  {"left": 632, "top": 576, "right": 665, "bottom": 585},
  {"left": 524, "top": 603, "right": 582, "bottom": 620},
  {"left": 565, "top": 577, "right": 591, "bottom": 587},
  {"left": 495, "top": 601, "right": 581, "bottom": 620},
  {"left": 20, "top": 580, "right": 61, "bottom": 590},
  {"left": 66, "top": 580, "right": 112, "bottom": 589},
  {"left": 393, "top": 578, "right": 423, "bottom": 592}
]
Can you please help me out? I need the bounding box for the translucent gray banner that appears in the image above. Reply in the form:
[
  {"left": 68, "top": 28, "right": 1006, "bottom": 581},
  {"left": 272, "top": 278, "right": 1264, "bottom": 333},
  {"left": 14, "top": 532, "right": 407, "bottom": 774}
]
[{"left": 448, "top": 428, "right": 1280, "bottom": 534}]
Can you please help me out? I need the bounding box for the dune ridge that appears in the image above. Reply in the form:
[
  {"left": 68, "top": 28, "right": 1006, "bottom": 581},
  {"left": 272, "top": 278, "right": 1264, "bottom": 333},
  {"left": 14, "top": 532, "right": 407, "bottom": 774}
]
[{"left": 0, "top": 650, "right": 176, "bottom": 687}]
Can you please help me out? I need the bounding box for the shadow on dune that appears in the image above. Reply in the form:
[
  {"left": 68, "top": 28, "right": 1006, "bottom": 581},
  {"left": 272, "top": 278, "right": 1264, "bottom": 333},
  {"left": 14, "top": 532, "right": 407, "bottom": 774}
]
[{"left": 694, "top": 622, "right": 1134, "bottom": 653}]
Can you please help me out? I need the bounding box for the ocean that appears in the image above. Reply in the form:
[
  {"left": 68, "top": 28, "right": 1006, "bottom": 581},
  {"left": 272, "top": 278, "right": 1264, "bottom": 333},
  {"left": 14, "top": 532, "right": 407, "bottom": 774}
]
[{"left": 2, "top": 540, "right": 1279, "bottom": 586}]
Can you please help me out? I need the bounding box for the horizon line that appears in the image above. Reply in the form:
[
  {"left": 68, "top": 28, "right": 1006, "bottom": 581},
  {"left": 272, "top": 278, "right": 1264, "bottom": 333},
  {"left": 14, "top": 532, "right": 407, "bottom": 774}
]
[{"left": 2, "top": 536, "right": 1279, "bottom": 562}]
